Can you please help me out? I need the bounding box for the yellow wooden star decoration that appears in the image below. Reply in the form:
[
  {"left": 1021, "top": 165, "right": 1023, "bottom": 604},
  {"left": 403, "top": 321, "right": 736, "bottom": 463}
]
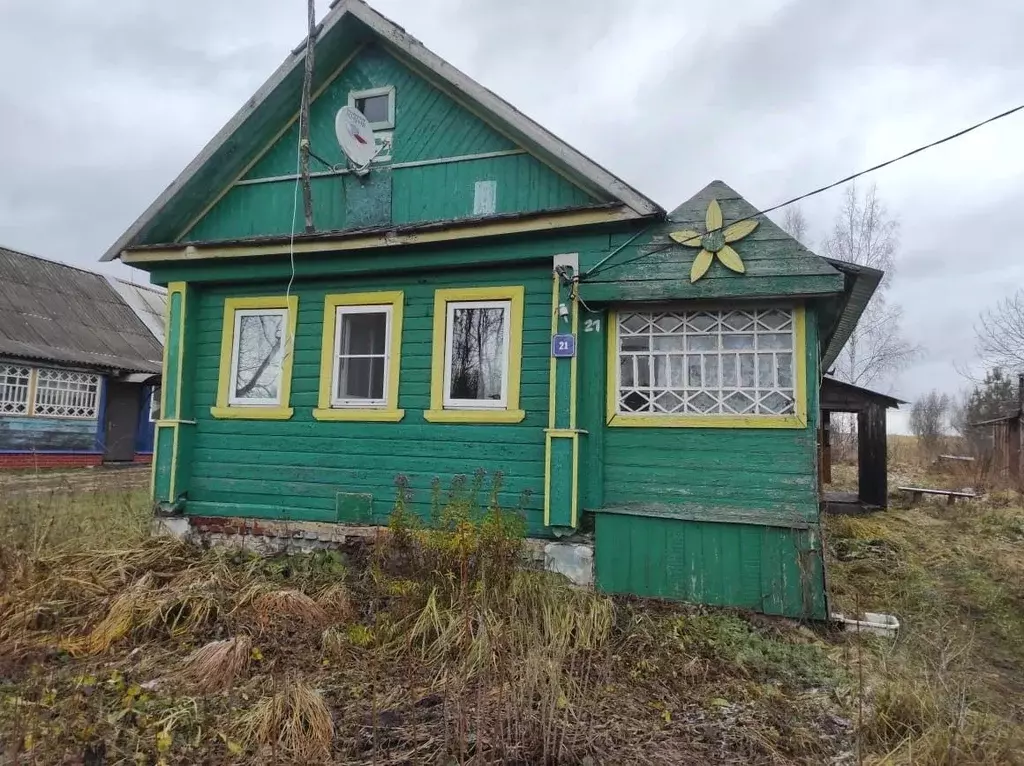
[{"left": 669, "top": 199, "right": 759, "bottom": 283}]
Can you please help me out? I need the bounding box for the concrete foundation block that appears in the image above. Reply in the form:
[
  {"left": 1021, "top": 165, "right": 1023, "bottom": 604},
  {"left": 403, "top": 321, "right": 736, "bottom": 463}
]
[{"left": 543, "top": 542, "right": 594, "bottom": 587}]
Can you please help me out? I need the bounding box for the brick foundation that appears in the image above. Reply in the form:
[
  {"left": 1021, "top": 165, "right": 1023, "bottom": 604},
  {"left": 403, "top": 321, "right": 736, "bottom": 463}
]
[
  {"left": 133, "top": 453, "right": 154, "bottom": 464},
  {"left": 0, "top": 453, "right": 103, "bottom": 470}
]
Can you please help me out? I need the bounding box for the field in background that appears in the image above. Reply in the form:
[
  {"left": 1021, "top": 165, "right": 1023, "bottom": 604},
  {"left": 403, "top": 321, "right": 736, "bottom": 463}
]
[{"left": 1, "top": 464, "right": 1023, "bottom": 764}]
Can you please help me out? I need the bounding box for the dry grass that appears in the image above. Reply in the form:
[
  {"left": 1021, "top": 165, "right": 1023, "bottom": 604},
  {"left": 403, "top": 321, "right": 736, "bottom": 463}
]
[
  {"left": 239, "top": 680, "right": 335, "bottom": 761},
  {"left": 825, "top": 467, "right": 1024, "bottom": 765},
  {"left": 7, "top": 465, "right": 1023, "bottom": 763},
  {"left": 179, "top": 635, "right": 253, "bottom": 693}
]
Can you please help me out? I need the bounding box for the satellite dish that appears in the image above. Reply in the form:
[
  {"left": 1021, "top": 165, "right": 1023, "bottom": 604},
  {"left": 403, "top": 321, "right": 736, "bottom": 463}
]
[{"left": 335, "top": 105, "right": 377, "bottom": 169}]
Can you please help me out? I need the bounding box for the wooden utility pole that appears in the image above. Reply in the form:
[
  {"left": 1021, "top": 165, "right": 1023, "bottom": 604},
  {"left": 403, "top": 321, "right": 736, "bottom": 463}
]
[{"left": 298, "top": 0, "right": 317, "bottom": 233}]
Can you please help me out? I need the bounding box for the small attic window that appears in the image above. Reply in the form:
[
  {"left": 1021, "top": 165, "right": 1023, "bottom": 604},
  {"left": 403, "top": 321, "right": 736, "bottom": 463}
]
[{"left": 349, "top": 86, "right": 395, "bottom": 130}]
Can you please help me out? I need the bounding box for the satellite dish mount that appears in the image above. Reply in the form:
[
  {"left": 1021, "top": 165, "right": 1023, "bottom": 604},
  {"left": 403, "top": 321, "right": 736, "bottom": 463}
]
[{"left": 335, "top": 105, "right": 381, "bottom": 176}]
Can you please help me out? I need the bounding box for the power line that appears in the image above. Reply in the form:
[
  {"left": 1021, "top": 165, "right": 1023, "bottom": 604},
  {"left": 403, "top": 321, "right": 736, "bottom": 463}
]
[{"left": 584, "top": 101, "right": 1024, "bottom": 280}]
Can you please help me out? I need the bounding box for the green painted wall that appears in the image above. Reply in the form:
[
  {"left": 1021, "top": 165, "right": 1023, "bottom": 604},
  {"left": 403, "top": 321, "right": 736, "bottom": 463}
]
[
  {"left": 182, "top": 45, "right": 596, "bottom": 243},
  {"left": 600, "top": 311, "right": 820, "bottom": 521},
  {"left": 594, "top": 514, "right": 826, "bottom": 618},
  {"left": 182, "top": 263, "right": 555, "bottom": 534}
]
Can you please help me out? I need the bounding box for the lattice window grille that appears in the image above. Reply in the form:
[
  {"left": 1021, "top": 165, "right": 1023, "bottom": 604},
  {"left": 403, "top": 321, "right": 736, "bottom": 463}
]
[
  {"left": 0, "top": 365, "right": 31, "bottom": 415},
  {"left": 617, "top": 308, "right": 796, "bottom": 416},
  {"left": 33, "top": 368, "right": 101, "bottom": 418}
]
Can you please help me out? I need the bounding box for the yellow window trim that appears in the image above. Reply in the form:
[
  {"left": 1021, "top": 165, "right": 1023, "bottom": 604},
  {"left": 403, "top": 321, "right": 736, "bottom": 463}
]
[
  {"left": 213, "top": 295, "right": 298, "bottom": 421},
  {"left": 313, "top": 290, "right": 405, "bottom": 423},
  {"left": 605, "top": 305, "right": 808, "bottom": 429},
  {"left": 427, "top": 285, "right": 525, "bottom": 425}
]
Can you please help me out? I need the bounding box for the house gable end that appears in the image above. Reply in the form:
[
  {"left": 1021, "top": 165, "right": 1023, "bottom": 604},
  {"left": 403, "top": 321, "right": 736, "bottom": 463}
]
[
  {"left": 580, "top": 180, "right": 845, "bottom": 303},
  {"left": 181, "top": 45, "right": 598, "bottom": 243}
]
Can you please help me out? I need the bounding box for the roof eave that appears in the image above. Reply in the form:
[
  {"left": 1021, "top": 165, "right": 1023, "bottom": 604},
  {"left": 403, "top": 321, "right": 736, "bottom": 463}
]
[{"left": 819, "top": 258, "right": 884, "bottom": 372}]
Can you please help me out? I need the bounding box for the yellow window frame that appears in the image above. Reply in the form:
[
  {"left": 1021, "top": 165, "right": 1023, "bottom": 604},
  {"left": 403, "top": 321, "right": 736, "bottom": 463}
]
[
  {"left": 606, "top": 305, "right": 808, "bottom": 429},
  {"left": 313, "top": 291, "right": 405, "bottom": 422},
  {"left": 211, "top": 295, "right": 298, "bottom": 420},
  {"left": 426, "top": 286, "right": 526, "bottom": 424}
]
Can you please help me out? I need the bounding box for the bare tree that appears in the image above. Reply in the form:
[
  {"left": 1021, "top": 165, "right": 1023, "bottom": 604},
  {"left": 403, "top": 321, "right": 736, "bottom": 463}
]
[
  {"left": 975, "top": 291, "right": 1024, "bottom": 373},
  {"left": 823, "top": 183, "right": 918, "bottom": 386},
  {"left": 910, "top": 390, "right": 951, "bottom": 456},
  {"left": 781, "top": 205, "right": 809, "bottom": 245}
]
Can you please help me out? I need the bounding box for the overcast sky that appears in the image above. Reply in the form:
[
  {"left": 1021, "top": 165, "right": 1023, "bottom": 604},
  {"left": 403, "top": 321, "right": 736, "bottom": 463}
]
[{"left": 1, "top": 0, "right": 1022, "bottom": 428}]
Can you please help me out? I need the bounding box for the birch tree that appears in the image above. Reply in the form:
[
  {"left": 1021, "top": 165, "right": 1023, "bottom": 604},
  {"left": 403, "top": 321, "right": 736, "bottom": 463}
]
[
  {"left": 823, "top": 183, "right": 917, "bottom": 386},
  {"left": 781, "top": 205, "right": 809, "bottom": 245},
  {"left": 975, "top": 291, "right": 1024, "bottom": 373}
]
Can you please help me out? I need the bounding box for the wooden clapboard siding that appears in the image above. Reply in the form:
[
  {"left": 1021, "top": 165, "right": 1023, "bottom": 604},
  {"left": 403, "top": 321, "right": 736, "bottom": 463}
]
[
  {"left": 592, "top": 306, "right": 821, "bottom": 522},
  {"left": 183, "top": 263, "right": 553, "bottom": 533},
  {"left": 594, "top": 514, "right": 826, "bottom": 618},
  {"left": 181, "top": 45, "right": 598, "bottom": 243},
  {"left": 0, "top": 416, "right": 98, "bottom": 452}
]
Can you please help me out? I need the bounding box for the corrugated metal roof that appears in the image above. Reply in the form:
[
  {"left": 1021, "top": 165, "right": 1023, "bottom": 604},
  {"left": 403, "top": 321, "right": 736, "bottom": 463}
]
[{"left": 0, "top": 246, "right": 164, "bottom": 373}]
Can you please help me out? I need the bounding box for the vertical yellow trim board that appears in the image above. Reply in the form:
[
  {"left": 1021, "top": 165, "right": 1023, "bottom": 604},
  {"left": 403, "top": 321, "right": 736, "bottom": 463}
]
[
  {"left": 425, "top": 286, "right": 525, "bottom": 424},
  {"left": 313, "top": 291, "right": 406, "bottom": 422},
  {"left": 211, "top": 295, "right": 299, "bottom": 420},
  {"left": 546, "top": 274, "right": 559, "bottom": 431}
]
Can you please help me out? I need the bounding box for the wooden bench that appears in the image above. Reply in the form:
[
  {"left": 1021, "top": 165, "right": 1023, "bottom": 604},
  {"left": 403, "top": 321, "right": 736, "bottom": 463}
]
[{"left": 898, "top": 486, "right": 976, "bottom": 506}]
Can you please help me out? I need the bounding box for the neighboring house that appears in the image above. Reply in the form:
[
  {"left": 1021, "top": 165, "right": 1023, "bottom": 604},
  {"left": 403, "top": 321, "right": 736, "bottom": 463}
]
[
  {"left": 0, "top": 247, "right": 164, "bottom": 468},
  {"left": 101, "top": 0, "right": 879, "bottom": 619}
]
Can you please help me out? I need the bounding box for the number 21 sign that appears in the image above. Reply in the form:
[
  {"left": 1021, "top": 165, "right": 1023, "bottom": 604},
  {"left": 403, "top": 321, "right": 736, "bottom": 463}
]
[{"left": 551, "top": 334, "right": 576, "bottom": 358}]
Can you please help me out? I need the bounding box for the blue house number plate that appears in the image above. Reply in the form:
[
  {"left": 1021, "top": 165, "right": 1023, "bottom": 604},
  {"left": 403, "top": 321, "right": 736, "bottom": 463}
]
[{"left": 551, "top": 333, "right": 576, "bottom": 358}]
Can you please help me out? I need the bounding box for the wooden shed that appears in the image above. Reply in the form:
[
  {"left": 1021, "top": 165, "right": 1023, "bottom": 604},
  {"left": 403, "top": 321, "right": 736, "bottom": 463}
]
[
  {"left": 100, "top": 0, "right": 882, "bottom": 619},
  {"left": 820, "top": 377, "right": 905, "bottom": 512}
]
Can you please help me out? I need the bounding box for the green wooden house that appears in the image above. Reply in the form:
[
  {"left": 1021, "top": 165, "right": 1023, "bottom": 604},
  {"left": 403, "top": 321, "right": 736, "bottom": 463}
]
[{"left": 102, "top": 0, "right": 878, "bottom": 619}]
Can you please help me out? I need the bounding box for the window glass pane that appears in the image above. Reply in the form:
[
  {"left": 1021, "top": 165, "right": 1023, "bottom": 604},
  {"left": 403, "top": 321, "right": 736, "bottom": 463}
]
[
  {"left": 32, "top": 369, "right": 100, "bottom": 418},
  {"left": 616, "top": 308, "right": 795, "bottom": 417},
  {"left": 338, "top": 356, "right": 385, "bottom": 400},
  {"left": 356, "top": 94, "right": 390, "bottom": 123},
  {"left": 621, "top": 336, "right": 649, "bottom": 351},
  {"left": 0, "top": 365, "right": 31, "bottom": 415},
  {"left": 150, "top": 386, "right": 162, "bottom": 421},
  {"left": 757, "top": 354, "right": 775, "bottom": 388},
  {"left": 652, "top": 335, "right": 684, "bottom": 352},
  {"left": 233, "top": 312, "right": 284, "bottom": 402},
  {"left": 340, "top": 312, "right": 387, "bottom": 355},
  {"left": 448, "top": 306, "right": 506, "bottom": 401},
  {"left": 777, "top": 355, "right": 793, "bottom": 388},
  {"left": 723, "top": 334, "right": 754, "bottom": 350},
  {"left": 619, "top": 357, "right": 634, "bottom": 387}
]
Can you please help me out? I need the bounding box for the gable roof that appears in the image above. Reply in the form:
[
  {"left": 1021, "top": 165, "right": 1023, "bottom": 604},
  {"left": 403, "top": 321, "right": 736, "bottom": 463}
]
[
  {"left": 101, "top": 0, "right": 662, "bottom": 261},
  {"left": 0, "top": 246, "right": 164, "bottom": 373},
  {"left": 582, "top": 180, "right": 846, "bottom": 299}
]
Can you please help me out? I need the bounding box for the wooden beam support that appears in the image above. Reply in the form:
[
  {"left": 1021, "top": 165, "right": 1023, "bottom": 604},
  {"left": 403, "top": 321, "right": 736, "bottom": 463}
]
[{"left": 857, "top": 402, "right": 887, "bottom": 508}]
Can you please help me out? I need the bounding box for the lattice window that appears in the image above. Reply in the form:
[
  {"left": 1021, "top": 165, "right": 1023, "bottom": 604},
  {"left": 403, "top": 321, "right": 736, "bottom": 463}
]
[
  {"left": 0, "top": 365, "right": 31, "bottom": 415},
  {"left": 616, "top": 308, "right": 796, "bottom": 416},
  {"left": 33, "top": 368, "right": 101, "bottom": 418}
]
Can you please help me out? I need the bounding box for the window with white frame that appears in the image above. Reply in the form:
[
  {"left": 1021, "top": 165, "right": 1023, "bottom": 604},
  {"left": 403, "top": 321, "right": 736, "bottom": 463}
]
[
  {"left": 616, "top": 307, "right": 796, "bottom": 416},
  {"left": 349, "top": 86, "right": 395, "bottom": 130},
  {"left": 443, "top": 300, "right": 510, "bottom": 408},
  {"left": 0, "top": 364, "right": 31, "bottom": 415},
  {"left": 33, "top": 368, "right": 101, "bottom": 418},
  {"left": 149, "top": 385, "right": 162, "bottom": 422},
  {"left": 229, "top": 309, "right": 288, "bottom": 406},
  {"left": 331, "top": 305, "right": 392, "bottom": 406}
]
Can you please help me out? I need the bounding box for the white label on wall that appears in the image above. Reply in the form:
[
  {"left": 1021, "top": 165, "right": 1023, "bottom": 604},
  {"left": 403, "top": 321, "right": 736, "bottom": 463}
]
[{"left": 474, "top": 180, "right": 497, "bottom": 215}]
